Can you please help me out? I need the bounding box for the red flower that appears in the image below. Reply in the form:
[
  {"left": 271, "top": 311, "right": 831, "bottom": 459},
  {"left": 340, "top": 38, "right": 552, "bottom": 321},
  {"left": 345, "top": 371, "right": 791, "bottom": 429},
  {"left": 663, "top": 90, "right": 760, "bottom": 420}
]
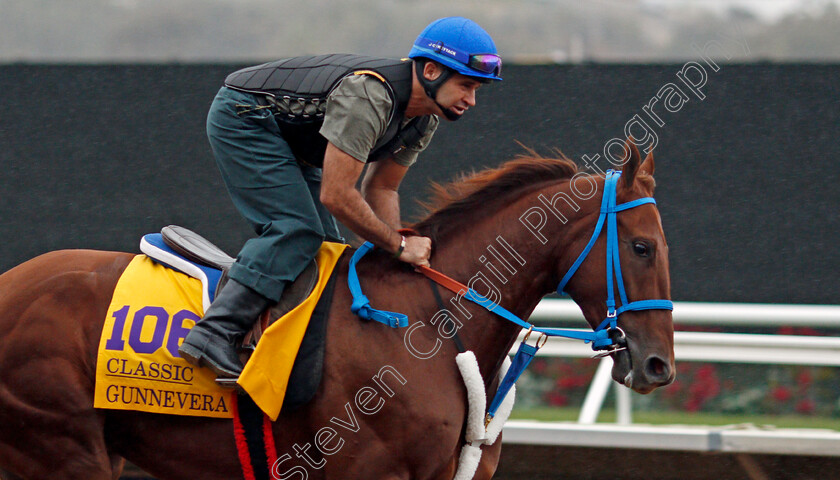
[
  {"left": 795, "top": 398, "right": 816, "bottom": 414},
  {"left": 546, "top": 392, "right": 568, "bottom": 406},
  {"left": 663, "top": 380, "right": 682, "bottom": 397},
  {"left": 531, "top": 359, "right": 547, "bottom": 375},
  {"left": 770, "top": 386, "right": 792, "bottom": 402},
  {"left": 557, "top": 375, "right": 589, "bottom": 390},
  {"left": 684, "top": 397, "right": 703, "bottom": 412},
  {"left": 683, "top": 365, "right": 721, "bottom": 412},
  {"left": 796, "top": 369, "right": 812, "bottom": 388},
  {"left": 777, "top": 326, "right": 795, "bottom": 336},
  {"left": 797, "top": 327, "right": 820, "bottom": 337}
]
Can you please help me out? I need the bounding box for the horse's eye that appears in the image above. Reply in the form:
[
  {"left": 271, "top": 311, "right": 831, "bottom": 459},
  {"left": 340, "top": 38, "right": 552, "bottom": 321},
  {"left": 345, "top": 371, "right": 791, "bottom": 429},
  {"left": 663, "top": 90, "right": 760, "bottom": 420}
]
[{"left": 633, "top": 242, "right": 650, "bottom": 257}]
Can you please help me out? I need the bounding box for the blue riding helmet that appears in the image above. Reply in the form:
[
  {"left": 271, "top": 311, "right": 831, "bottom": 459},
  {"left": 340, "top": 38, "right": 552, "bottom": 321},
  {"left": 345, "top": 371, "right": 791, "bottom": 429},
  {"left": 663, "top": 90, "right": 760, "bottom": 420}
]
[{"left": 409, "top": 17, "right": 502, "bottom": 82}]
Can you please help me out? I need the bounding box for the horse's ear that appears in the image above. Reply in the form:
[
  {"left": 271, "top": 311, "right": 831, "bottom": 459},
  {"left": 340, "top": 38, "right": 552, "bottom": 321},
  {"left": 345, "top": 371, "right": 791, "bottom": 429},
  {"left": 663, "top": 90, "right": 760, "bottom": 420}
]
[
  {"left": 621, "top": 138, "right": 642, "bottom": 189},
  {"left": 639, "top": 150, "right": 655, "bottom": 177}
]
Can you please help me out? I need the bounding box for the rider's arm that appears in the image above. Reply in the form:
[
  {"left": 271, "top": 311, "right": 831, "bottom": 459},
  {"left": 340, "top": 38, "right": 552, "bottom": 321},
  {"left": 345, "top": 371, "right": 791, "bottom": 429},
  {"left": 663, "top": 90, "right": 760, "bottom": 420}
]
[
  {"left": 318, "top": 75, "right": 432, "bottom": 265},
  {"left": 321, "top": 143, "right": 431, "bottom": 267},
  {"left": 359, "top": 115, "right": 439, "bottom": 231},
  {"left": 321, "top": 144, "right": 399, "bottom": 250},
  {"left": 360, "top": 157, "right": 408, "bottom": 231}
]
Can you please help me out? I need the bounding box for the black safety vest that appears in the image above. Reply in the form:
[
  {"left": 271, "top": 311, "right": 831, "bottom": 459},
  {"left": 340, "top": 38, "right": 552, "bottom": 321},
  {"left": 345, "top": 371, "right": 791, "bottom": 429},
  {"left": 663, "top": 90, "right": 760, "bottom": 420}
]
[{"left": 224, "top": 54, "right": 431, "bottom": 167}]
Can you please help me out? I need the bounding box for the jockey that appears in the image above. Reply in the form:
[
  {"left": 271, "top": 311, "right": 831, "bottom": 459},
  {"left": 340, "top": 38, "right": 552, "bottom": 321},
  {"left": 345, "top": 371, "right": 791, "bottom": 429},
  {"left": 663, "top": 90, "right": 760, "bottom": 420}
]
[{"left": 179, "top": 17, "right": 502, "bottom": 378}]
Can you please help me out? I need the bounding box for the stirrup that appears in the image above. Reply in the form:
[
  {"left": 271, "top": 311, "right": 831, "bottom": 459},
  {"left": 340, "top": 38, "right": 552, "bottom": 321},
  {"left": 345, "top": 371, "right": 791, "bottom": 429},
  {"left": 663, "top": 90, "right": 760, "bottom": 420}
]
[
  {"left": 214, "top": 345, "right": 255, "bottom": 390},
  {"left": 215, "top": 377, "right": 245, "bottom": 390}
]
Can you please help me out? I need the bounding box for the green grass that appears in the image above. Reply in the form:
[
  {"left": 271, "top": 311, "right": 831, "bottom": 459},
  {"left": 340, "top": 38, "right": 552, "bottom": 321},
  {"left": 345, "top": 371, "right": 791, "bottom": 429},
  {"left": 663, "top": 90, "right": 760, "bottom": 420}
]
[{"left": 510, "top": 406, "right": 840, "bottom": 430}]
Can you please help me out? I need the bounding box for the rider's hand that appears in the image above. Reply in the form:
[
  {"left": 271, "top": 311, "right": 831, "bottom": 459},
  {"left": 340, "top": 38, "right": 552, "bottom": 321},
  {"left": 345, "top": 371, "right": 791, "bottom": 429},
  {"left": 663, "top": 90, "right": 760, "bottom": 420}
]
[{"left": 397, "top": 235, "right": 432, "bottom": 268}]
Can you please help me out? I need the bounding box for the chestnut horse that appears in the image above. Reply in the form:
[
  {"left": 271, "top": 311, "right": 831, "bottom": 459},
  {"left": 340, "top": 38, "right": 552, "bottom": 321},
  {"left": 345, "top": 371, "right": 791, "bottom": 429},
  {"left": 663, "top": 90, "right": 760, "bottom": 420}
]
[{"left": 0, "top": 142, "right": 673, "bottom": 480}]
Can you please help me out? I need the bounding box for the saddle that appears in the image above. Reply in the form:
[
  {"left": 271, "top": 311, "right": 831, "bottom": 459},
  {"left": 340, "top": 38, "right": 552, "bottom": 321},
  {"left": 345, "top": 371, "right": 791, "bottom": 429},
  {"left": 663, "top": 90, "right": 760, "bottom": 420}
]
[
  {"left": 150, "top": 225, "right": 318, "bottom": 349},
  {"left": 144, "top": 225, "right": 337, "bottom": 410}
]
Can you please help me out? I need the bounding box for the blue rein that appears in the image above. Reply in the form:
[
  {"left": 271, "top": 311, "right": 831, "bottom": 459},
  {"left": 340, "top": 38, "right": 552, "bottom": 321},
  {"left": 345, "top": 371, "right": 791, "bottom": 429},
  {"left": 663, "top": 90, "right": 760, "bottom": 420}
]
[
  {"left": 347, "top": 170, "right": 672, "bottom": 347},
  {"left": 346, "top": 169, "right": 673, "bottom": 422},
  {"left": 347, "top": 242, "right": 409, "bottom": 328}
]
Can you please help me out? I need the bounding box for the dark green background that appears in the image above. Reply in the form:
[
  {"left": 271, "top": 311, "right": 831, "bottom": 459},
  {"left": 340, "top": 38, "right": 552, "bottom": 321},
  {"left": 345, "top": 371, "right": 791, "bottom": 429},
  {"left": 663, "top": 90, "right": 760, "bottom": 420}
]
[{"left": 1, "top": 63, "right": 838, "bottom": 303}]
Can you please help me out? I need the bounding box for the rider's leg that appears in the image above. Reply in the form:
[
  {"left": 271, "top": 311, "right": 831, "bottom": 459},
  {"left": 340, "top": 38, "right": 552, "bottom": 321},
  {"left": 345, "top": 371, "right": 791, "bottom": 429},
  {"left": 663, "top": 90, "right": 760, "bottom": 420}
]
[
  {"left": 179, "top": 87, "right": 326, "bottom": 377},
  {"left": 179, "top": 279, "right": 272, "bottom": 377}
]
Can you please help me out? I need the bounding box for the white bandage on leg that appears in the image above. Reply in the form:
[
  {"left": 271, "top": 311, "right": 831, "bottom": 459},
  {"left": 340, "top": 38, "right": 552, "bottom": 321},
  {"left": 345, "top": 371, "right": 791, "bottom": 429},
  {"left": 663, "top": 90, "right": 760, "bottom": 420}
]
[
  {"left": 455, "top": 351, "right": 487, "bottom": 443},
  {"left": 453, "top": 443, "right": 483, "bottom": 480},
  {"left": 453, "top": 352, "right": 517, "bottom": 480}
]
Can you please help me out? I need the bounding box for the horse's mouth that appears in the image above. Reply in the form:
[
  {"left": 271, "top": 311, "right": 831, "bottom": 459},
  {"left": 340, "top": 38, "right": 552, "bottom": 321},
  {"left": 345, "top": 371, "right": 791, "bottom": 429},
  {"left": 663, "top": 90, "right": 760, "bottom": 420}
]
[
  {"left": 611, "top": 347, "right": 675, "bottom": 394},
  {"left": 611, "top": 348, "right": 634, "bottom": 388}
]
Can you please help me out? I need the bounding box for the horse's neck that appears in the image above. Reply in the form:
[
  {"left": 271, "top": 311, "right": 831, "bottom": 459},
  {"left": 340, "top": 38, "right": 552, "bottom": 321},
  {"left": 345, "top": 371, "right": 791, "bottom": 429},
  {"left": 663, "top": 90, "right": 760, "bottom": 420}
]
[{"left": 429, "top": 178, "right": 597, "bottom": 377}]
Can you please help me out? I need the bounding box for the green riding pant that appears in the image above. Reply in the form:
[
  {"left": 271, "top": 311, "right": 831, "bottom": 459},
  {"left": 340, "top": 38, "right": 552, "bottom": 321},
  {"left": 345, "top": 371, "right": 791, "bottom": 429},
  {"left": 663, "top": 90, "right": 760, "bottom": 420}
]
[{"left": 206, "top": 86, "right": 341, "bottom": 302}]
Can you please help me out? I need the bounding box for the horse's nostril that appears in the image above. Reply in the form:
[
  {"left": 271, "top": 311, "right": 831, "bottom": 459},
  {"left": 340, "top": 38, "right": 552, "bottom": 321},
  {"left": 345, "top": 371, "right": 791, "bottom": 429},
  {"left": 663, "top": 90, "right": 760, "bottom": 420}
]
[{"left": 644, "top": 355, "right": 671, "bottom": 384}]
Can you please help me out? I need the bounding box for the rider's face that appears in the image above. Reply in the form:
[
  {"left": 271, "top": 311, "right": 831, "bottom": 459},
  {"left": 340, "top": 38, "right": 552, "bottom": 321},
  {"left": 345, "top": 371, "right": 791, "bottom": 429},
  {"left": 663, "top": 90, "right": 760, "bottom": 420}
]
[{"left": 434, "top": 74, "right": 481, "bottom": 120}]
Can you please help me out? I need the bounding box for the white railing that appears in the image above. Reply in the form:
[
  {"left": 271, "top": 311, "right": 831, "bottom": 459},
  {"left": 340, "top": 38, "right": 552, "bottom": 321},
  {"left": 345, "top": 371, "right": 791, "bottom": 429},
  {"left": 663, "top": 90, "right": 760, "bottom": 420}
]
[
  {"left": 531, "top": 299, "right": 840, "bottom": 328},
  {"left": 516, "top": 299, "right": 840, "bottom": 425},
  {"left": 501, "top": 421, "right": 840, "bottom": 457},
  {"left": 502, "top": 300, "right": 840, "bottom": 462}
]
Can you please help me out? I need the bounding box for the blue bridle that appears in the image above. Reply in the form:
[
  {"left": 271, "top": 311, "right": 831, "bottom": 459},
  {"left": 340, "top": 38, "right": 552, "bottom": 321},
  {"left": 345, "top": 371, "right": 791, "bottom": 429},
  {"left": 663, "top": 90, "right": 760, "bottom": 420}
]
[
  {"left": 483, "top": 169, "right": 673, "bottom": 422},
  {"left": 347, "top": 169, "right": 673, "bottom": 350},
  {"left": 346, "top": 168, "right": 673, "bottom": 422},
  {"left": 552, "top": 169, "right": 674, "bottom": 350}
]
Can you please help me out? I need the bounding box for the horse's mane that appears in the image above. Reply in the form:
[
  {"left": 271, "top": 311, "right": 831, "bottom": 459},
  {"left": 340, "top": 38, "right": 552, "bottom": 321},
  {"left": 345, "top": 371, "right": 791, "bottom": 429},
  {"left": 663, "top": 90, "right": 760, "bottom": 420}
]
[{"left": 412, "top": 151, "right": 581, "bottom": 240}]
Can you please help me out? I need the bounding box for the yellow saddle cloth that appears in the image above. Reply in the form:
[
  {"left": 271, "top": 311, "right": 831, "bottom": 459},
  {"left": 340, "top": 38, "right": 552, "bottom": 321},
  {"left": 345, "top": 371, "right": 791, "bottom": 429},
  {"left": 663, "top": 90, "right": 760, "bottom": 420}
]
[{"left": 94, "top": 242, "right": 347, "bottom": 419}]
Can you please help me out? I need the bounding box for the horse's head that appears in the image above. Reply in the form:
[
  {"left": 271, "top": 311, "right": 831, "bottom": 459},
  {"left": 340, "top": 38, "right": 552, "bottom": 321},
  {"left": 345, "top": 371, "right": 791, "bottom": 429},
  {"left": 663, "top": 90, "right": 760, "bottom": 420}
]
[
  {"left": 410, "top": 144, "right": 673, "bottom": 393},
  {"left": 562, "top": 140, "right": 674, "bottom": 394}
]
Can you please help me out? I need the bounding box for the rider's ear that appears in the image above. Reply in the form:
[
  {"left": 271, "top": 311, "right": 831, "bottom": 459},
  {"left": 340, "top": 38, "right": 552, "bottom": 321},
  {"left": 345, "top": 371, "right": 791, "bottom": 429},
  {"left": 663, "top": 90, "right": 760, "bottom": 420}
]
[
  {"left": 423, "top": 61, "right": 443, "bottom": 81},
  {"left": 621, "top": 137, "right": 642, "bottom": 189}
]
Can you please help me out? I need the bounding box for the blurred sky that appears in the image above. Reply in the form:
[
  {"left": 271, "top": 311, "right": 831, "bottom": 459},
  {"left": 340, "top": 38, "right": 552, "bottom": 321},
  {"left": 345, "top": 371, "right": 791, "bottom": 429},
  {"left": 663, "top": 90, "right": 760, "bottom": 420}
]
[
  {"left": 0, "top": 0, "right": 838, "bottom": 62},
  {"left": 643, "top": 0, "right": 839, "bottom": 20}
]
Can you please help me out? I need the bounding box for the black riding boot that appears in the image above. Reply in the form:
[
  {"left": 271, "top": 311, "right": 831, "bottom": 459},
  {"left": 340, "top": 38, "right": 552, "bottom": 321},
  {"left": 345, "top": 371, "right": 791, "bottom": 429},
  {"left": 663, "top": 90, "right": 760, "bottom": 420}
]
[{"left": 179, "top": 280, "right": 273, "bottom": 378}]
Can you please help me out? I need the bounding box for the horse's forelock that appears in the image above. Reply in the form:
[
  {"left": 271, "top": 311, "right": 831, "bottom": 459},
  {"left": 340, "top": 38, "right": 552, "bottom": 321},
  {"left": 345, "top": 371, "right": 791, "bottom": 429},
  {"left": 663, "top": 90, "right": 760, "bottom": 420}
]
[
  {"left": 628, "top": 172, "right": 656, "bottom": 196},
  {"left": 412, "top": 152, "right": 580, "bottom": 238}
]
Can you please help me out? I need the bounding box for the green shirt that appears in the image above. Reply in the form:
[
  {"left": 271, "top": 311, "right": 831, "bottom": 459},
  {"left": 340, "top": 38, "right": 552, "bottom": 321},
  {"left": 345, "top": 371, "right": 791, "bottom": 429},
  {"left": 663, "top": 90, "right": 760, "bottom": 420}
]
[{"left": 319, "top": 74, "right": 439, "bottom": 167}]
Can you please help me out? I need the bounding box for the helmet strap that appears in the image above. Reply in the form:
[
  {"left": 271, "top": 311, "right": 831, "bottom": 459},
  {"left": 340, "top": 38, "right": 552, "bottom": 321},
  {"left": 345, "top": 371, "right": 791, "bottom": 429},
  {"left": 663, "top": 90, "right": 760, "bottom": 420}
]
[{"left": 414, "top": 60, "right": 460, "bottom": 121}]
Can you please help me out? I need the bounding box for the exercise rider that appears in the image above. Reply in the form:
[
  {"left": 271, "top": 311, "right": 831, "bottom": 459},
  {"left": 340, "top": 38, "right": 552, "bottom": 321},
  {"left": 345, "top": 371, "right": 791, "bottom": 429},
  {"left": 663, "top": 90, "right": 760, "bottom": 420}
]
[{"left": 179, "top": 17, "right": 503, "bottom": 378}]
